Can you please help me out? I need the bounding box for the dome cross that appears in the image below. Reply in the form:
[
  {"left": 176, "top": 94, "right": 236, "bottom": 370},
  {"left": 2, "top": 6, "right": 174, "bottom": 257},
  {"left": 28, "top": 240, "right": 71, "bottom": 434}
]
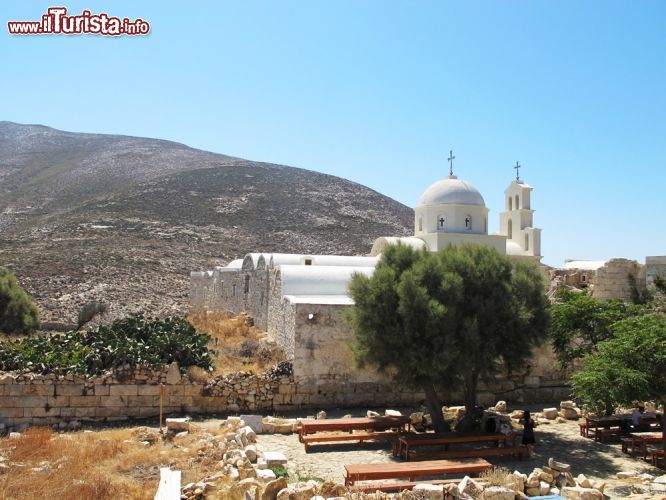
[{"left": 447, "top": 150, "right": 455, "bottom": 176}]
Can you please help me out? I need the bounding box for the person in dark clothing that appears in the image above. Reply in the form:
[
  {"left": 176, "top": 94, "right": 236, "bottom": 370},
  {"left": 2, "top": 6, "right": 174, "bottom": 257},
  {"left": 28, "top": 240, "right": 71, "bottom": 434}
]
[{"left": 521, "top": 410, "right": 536, "bottom": 457}]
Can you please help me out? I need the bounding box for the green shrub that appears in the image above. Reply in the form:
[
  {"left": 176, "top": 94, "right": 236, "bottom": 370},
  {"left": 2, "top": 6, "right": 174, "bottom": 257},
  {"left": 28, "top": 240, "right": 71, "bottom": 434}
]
[
  {"left": 0, "top": 315, "right": 215, "bottom": 375},
  {"left": 0, "top": 267, "right": 40, "bottom": 334}
]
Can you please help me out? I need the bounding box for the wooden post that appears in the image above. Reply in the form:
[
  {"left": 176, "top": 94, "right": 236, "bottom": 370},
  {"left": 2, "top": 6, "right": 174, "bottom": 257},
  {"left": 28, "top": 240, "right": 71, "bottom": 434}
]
[{"left": 159, "top": 383, "right": 165, "bottom": 432}]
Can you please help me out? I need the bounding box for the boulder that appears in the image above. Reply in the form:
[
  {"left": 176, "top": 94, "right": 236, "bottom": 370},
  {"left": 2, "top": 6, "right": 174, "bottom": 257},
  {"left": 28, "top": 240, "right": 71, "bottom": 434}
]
[
  {"left": 561, "top": 486, "right": 603, "bottom": 499},
  {"left": 509, "top": 410, "right": 525, "bottom": 420},
  {"left": 242, "top": 426, "right": 257, "bottom": 443},
  {"left": 367, "top": 410, "right": 380, "bottom": 417},
  {"left": 526, "top": 472, "right": 540, "bottom": 488},
  {"left": 318, "top": 481, "right": 347, "bottom": 497},
  {"left": 285, "top": 484, "right": 315, "bottom": 500},
  {"left": 576, "top": 474, "right": 592, "bottom": 488},
  {"left": 165, "top": 362, "right": 181, "bottom": 384},
  {"left": 260, "top": 477, "right": 288, "bottom": 500},
  {"left": 385, "top": 409, "right": 403, "bottom": 417},
  {"left": 616, "top": 470, "right": 639, "bottom": 480},
  {"left": 539, "top": 481, "right": 551, "bottom": 495},
  {"left": 244, "top": 445, "right": 257, "bottom": 463},
  {"left": 482, "top": 486, "right": 515, "bottom": 499},
  {"left": 413, "top": 483, "right": 444, "bottom": 499},
  {"left": 548, "top": 457, "right": 572, "bottom": 473},
  {"left": 459, "top": 476, "right": 483, "bottom": 497},
  {"left": 442, "top": 483, "right": 460, "bottom": 498},
  {"left": 240, "top": 415, "right": 264, "bottom": 434},
  {"left": 165, "top": 417, "right": 190, "bottom": 432},
  {"left": 256, "top": 469, "right": 276, "bottom": 482},
  {"left": 561, "top": 407, "right": 581, "bottom": 420},
  {"left": 224, "top": 478, "right": 263, "bottom": 500},
  {"left": 538, "top": 471, "right": 554, "bottom": 484},
  {"left": 560, "top": 400, "right": 577, "bottom": 409},
  {"left": 263, "top": 452, "right": 288, "bottom": 466},
  {"left": 542, "top": 408, "right": 558, "bottom": 419},
  {"left": 316, "top": 411, "right": 327, "bottom": 420},
  {"left": 494, "top": 401, "right": 508, "bottom": 413}
]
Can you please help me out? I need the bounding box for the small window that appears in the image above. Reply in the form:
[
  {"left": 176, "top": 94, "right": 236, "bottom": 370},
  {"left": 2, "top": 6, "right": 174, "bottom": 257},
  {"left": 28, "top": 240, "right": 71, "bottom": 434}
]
[
  {"left": 232, "top": 284, "right": 237, "bottom": 296},
  {"left": 418, "top": 217, "right": 422, "bottom": 232},
  {"left": 304, "top": 258, "right": 313, "bottom": 266},
  {"left": 244, "top": 275, "right": 250, "bottom": 294},
  {"left": 465, "top": 215, "right": 472, "bottom": 231},
  {"left": 581, "top": 274, "right": 587, "bottom": 283},
  {"left": 437, "top": 215, "right": 446, "bottom": 231},
  {"left": 515, "top": 195, "right": 520, "bottom": 210},
  {"left": 484, "top": 218, "right": 487, "bottom": 233},
  {"left": 508, "top": 219, "right": 513, "bottom": 239},
  {"left": 524, "top": 233, "right": 529, "bottom": 251},
  {"left": 508, "top": 197, "right": 513, "bottom": 211}
]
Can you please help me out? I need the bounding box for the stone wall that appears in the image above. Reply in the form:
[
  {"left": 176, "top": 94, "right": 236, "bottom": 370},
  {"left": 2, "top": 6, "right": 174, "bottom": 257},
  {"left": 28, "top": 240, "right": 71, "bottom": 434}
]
[
  {"left": 646, "top": 256, "right": 666, "bottom": 291},
  {"left": 592, "top": 258, "right": 646, "bottom": 301}
]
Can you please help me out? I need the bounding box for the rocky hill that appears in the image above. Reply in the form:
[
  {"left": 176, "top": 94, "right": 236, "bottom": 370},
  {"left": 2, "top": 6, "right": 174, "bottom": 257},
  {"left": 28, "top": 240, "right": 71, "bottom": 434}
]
[{"left": 0, "top": 122, "right": 412, "bottom": 325}]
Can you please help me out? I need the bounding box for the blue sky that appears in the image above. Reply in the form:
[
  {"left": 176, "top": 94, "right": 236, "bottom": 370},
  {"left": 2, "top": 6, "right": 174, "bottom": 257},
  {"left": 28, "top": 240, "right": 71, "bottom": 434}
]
[{"left": 2, "top": 1, "right": 664, "bottom": 266}]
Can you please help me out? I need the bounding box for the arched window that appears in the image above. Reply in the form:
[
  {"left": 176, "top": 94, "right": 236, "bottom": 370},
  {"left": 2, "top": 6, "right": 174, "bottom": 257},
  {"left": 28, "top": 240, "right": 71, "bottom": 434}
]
[
  {"left": 515, "top": 195, "right": 519, "bottom": 210},
  {"left": 244, "top": 275, "right": 250, "bottom": 294},
  {"left": 437, "top": 215, "right": 446, "bottom": 231},
  {"left": 508, "top": 197, "right": 513, "bottom": 211},
  {"left": 508, "top": 219, "right": 513, "bottom": 239},
  {"left": 524, "top": 233, "right": 529, "bottom": 251},
  {"left": 465, "top": 215, "right": 472, "bottom": 230},
  {"left": 484, "top": 218, "right": 487, "bottom": 233},
  {"left": 418, "top": 217, "right": 422, "bottom": 232}
]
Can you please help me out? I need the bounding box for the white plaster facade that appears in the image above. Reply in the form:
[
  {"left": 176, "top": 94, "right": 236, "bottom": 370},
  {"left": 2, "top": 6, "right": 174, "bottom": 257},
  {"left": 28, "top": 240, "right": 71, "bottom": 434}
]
[{"left": 498, "top": 180, "right": 542, "bottom": 259}]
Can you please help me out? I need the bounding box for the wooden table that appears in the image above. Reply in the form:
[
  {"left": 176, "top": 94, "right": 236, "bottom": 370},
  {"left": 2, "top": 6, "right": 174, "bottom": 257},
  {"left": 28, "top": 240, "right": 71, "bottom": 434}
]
[
  {"left": 344, "top": 458, "right": 491, "bottom": 486},
  {"left": 586, "top": 413, "right": 662, "bottom": 442},
  {"left": 298, "top": 416, "right": 411, "bottom": 451},
  {"left": 628, "top": 432, "right": 664, "bottom": 458},
  {"left": 397, "top": 432, "right": 514, "bottom": 460}
]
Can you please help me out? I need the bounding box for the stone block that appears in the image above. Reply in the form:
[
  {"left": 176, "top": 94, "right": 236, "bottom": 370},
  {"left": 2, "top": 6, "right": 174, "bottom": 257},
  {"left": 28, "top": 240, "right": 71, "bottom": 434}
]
[
  {"left": 482, "top": 486, "right": 515, "bottom": 499},
  {"left": 69, "top": 396, "right": 101, "bottom": 407},
  {"left": 240, "top": 415, "right": 264, "bottom": 433},
  {"left": 93, "top": 385, "right": 110, "bottom": 396},
  {"left": 137, "top": 385, "right": 161, "bottom": 396},
  {"left": 165, "top": 362, "right": 181, "bottom": 385},
  {"left": 128, "top": 395, "right": 159, "bottom": 407},
  {"left": 11, "top": 384, "right": 55, "bottom": 397},
  {"left": 166, "top": 417, "right": 190, "bottom": 432},
  {"left": 263, "top": 451, "right": 287, "bottom": 466},
  {"left": 74, "top": 407, "right": 98, "bottom": 418},
  {"left": 54, "top": 384, "right": 86, "bottom": 397},
  {"left": 0, "top": 407, "right": 24, "bottom": 418},
  {"left": 413, "top": 483, "right": 444, "bottom": 499},
  {"left": 109, "top": 385, "right": 138, "bottom": 397},
  {"left": 561, "top": 486, "right": 603, "bottom": 499}
]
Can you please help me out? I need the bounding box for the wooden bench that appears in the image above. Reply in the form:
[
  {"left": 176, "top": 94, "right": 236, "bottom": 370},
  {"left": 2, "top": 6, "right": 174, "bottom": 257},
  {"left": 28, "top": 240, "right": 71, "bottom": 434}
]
[
  {"left": 408, "top": 445, "right": 526, "bottom": 461},
  {"left": 353, "top": 478, "right": 490, "bottom": 493},
  {"left": 579, "top": 422, "right": 589, "bottom": 437},
  {"left": 397, "top": 432, "right": 514, "bottom": 460},
  {"left": 592, "top": 427, "right": 624, "bottom": 442},
  {"left": 344, "top": 458, "right": 491, "bottom": 486},
  {"left": 301, "top": 431, "right": 399, "bottom": 452},
  {"left": 648, "top": 448, "right": 664, "bottom": 467}
]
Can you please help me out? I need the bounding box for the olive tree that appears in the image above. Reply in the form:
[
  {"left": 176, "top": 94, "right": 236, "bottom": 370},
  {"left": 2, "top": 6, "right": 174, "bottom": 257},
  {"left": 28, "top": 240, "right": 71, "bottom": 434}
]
[{"left": 346, "top": 243, "right": 550, "bottom": 431}]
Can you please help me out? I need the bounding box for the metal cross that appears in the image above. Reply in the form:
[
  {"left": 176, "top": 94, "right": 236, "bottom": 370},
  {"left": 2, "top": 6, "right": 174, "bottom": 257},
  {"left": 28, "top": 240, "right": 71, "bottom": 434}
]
[
  {"left": 514, "top": 161, "right": 521, "bottom": 181},
  {"left": 447, "top": 150, "right": 455, "bottom": 176}
]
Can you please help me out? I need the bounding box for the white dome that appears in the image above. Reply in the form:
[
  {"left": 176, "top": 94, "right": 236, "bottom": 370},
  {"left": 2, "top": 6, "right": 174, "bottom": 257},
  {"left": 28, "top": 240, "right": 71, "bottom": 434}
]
[
  {"left": 506, "top": 241, "right": 523, "bottom": 256},
  {"left": 418, "top": 175, "right": 485, "bottom": 207}
]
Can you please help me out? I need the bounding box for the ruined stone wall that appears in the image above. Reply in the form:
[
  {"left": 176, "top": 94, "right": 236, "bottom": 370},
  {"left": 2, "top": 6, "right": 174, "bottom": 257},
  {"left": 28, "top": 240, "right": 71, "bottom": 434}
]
[
  {"left": 646, "top": 256, "right": 666, "bottom": 291},
  {"left": 267, "top": 270, "right": 297, "bottom": 358},
  {"left": 592, "top": 259, "right": 646, "bottom": 301}
]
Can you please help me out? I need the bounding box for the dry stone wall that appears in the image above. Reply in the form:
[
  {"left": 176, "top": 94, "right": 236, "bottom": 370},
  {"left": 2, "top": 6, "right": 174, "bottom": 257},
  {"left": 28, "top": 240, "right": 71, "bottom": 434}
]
[{"left": 592, "top": 258, "right": 646, "bottom": 301}]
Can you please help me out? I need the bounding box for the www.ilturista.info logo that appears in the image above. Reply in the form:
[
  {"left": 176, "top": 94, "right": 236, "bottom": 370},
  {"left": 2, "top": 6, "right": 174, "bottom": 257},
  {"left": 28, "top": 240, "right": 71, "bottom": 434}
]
[{"left": 7, "top": 7, "right": 150, "bottom": 36}]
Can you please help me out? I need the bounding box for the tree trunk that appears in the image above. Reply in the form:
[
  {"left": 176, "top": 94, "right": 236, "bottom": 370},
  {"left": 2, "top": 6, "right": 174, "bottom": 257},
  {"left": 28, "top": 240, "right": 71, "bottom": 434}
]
[
  {"left": 423, "top": 383, "right": 447, "bottom": 432},
  {"left": 457, "top": 373, "right": 479, "bottom": 432},
  {"left": 662, "top": 399, "right": 665, "bottom": 470}
]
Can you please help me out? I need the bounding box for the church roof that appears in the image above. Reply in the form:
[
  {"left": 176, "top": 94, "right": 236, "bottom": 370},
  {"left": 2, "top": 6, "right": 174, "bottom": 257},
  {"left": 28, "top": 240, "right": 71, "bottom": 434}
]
[{"left": 418, "top": 175, "right": 486, "bottom": 207}]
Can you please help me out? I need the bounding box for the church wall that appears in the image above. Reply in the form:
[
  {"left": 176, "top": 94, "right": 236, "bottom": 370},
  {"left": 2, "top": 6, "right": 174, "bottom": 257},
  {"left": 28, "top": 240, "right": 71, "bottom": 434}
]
[
  {"left": 267, "top": 272, "right": 297, "bottom": 358},
  {"left": 420, "top": 232, "right": 507, "bottom": 254}
]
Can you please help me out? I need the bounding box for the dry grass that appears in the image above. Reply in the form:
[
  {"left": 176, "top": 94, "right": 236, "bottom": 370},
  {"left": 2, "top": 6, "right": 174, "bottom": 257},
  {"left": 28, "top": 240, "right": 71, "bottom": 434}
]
[
  {"left": 188, "top": 310, "right": 284, "bottom": 376},
  {"left": 479, "top": 466, "right": 512, "bottom": 486},
  {"left": 0, "top": 426, "right": 227, "bottom": 500}
]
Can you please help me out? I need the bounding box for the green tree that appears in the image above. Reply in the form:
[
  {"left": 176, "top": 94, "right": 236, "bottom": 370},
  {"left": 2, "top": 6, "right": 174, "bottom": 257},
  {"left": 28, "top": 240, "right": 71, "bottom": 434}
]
[
  {"left": 550, "top": 290, "right": 645, "bottom": 366},
  {"left": 346, "top": 243, "right": 550, "bottom": 431},
  {"left": 570, "top": 314, "right": 666, "bottom": 462},
  {"left": 0, "top": 267, "right": 40, "bottom": 334}
]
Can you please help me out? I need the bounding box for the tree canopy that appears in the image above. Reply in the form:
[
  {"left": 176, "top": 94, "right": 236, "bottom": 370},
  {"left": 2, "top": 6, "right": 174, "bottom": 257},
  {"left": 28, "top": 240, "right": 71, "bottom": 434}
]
[
  {"left": 0, "top": 267, "right": 40, "bottom": 334},
  {"left": 346, "top": 243, "right": 550, "bottom": 431},
  {"left": 550, "top": 289, "right": 646, "bottom": 366},
  {"left": 571, "top": 314, "right": 666, "bottom": 414}
]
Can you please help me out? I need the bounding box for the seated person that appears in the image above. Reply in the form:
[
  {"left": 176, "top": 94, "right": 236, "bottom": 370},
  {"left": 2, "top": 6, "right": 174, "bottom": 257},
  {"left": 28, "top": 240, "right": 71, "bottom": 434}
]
[{"left": 631, "top": 405, "right": 650, "bottom": 432}]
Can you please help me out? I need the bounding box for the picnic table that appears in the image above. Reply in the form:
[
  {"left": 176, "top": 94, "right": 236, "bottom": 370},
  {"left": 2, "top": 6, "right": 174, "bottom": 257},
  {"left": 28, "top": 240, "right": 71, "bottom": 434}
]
[
  {"left": 298, "top": 416, "right": 411, "bottom": 451},
  {"left": 344, "top": 458, "right": 491, "bottom": 486},
  {"left": 396, "top": 432, "right": 517, "bottom": 461},
  {"left": 584, "top": 413, "right": 662, "bottom": 442},
  {"left": 626, "top": 432, "right": 664, "bottom": 458}
]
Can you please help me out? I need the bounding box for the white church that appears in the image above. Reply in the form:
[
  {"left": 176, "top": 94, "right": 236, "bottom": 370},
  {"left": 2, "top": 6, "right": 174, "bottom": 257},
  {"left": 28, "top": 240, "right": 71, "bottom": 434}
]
[{"left": 189, "top": 165, "right": 563, "bottom": 407}]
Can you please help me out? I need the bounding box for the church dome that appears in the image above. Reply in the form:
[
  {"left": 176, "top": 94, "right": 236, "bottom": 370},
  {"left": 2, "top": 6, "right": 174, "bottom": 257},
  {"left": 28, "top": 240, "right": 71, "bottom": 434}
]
[{"left": 418, "top": 175, "right": 486, "bottom": 207}]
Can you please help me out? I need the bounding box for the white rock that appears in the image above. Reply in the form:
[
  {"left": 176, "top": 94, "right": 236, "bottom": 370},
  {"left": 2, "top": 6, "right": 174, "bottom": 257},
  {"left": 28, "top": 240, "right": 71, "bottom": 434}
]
[
  {"left": 413, "top": 483, "right": 444, "bottom": 499},
  {"left": 314, "top": 411, "right": 326, "bottom": 420},
  {"left": 385, "top": 409, "right": 403, "bottom": 417},
  {"left": 459, "top": 476, "right": 483, "bottom": 497},
  {"left": 366, "top": 410, "right": 380, "bottom": 417},
  {"left": 561, "top": 486, "right": 603, "bottom": 499},
  {"left": 542, "top": 407, "right": 558, "bottom": 419},
  {"left": 616, "top": 470, "right": 639, "bottom": 480},
  {"left": 165, "top": 362, "right": 181, "bottom": 384},
  {"left": 242, "top": 426, "right": 257, "bottom": 443},
  {"left": 165, "top": 417, "right": 189, "bottom": 432},
  {"left": 576, "top": 474, "right": 592, "bottom": 488},
  {"left": 240, "top": 415, "right": 264, "bottom": 433},
  {"left": 255, "top": 468, "right": 276, "bottom": 481},
  {"left": 560, "top": 400, "right": 577, "bottom": 409},
  {"left": 244, "top": 445, "right": 257, "bottom": 463},
  {"left": 539, "top": 481, "right": 551, "bottom": 495},
  {"left": 482, "top": 486, "right": 514, "bottom": 499},
  {"left": 263, "top": 451, "right": 288, "bottom": 466},
  {"left": 494, "top": 401, "right": 508, "bottom": 412},
  {"left": 549, "top": 457, "right": 572, "bottom": 473}
]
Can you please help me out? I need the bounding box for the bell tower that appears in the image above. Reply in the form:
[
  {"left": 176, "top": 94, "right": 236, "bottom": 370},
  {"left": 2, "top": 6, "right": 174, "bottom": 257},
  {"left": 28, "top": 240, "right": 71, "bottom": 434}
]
[{"left": 499, "top": 163, "right": 541, "bottom": 259}]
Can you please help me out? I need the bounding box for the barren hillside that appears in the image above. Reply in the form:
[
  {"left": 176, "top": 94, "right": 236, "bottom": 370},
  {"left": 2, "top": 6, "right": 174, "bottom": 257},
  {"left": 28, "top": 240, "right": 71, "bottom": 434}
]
[{"left": 0, "top": 122, "right": 412, "bottom": 325}]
